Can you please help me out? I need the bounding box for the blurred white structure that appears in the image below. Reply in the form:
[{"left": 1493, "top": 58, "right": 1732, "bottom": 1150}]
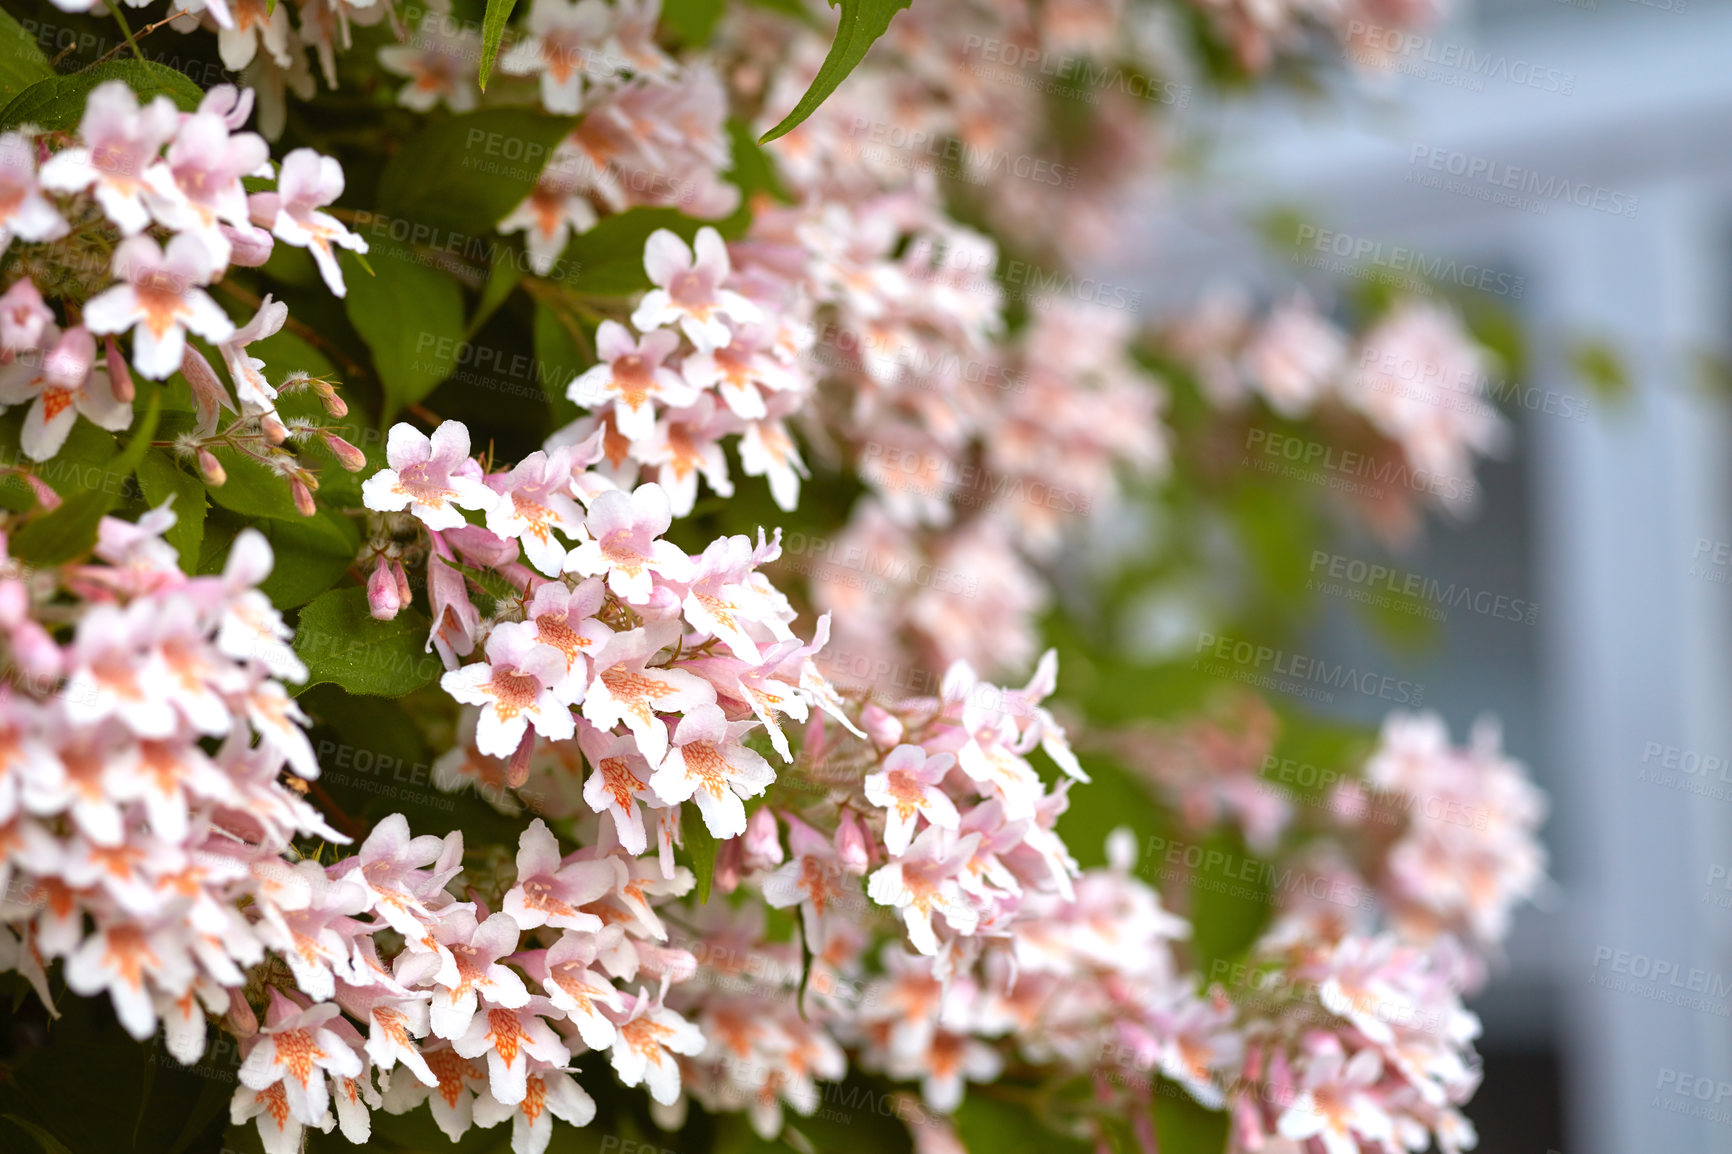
[{"left": 1113, "top": 2, "right": 1732, "bottom": 1150}]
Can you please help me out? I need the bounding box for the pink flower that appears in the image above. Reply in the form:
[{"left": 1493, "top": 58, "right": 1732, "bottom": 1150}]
[
  {"left": 491, "top": 579, "right": 612, "bottom": 704},
  {"left": 378, "top": 17, "right": 482, "bottom": 114},
  {"left": 65, "top": 916, "right": 194, "bottom": 1039},
  {"left": 362, "top": 421, "right": 497, "bottom": 530},
  {"left": 521, "top": 924, "right": 626, "bottom": 1048},
  {"left": 606, "top": 988, "right": 704, "bottom": 1105},
  {"left": 498, "top": 0, "right": 613, "bottom": 113},
  {"left": 0, "top": 132, "right": 67, "bottom": 252},
  {"left": 427, "top": 908, "right": 532, "bottom": 1040},
  {"left": 238, "top": 990, "right": 364, "bottom": 1132},
  {"left": 452, "top": 995, "right": 570, "bottom": 1105},
  {"left": 502, "top": 818, "right": 614, "bottom": 932},
  {"left": 473, "top": 1067, "right": 597, "bottom": 1154},
  {"left": 1276, "top": 1041, "right": 1394, "bottom": 1154},
  {"left": 680, "top": 321, "right": 801, "bottom": 420},
  {"left": 577, "top": 722, "right": 657, "bottom": 854},
  {"left": 0, "top": 325, "right": 131, "bottom": 460},
  {"left": 427, "top": 531, "right": 482, "bottom": 668},
  {"left": 630, "top": 226, "right": 763, "bottom": 354},
  {"left": 567, "top": 320, "right": 695, "bottom": 443},
  {"left": 0, "top": 278, "right": 52, "bottom": 352},
  {"left": 144, "top": 109, "right": 270, "bottom": 264},
  {"left": 39, "top": 81, "right": 180, "bottom": 235},
  {"left": 867, "top": 826, "right": 982, "bottom": 955},
  {"left": 484, "top": 447, "right": 586, "bottom": 576},
  {"left": 631, "top": 393, "right": 735, "bottom": 517},
  {"left": 252, "top": 148, "right": 369, "bottom": 296},
  {"left": 218, "top": 294, "right": 288, "bottom": 415},
  {"left": 738, "top": 417, "right": 806, "bottom": 512},
  {"left": 498, "top": 146, "right": 600, "bottom": 275},
  {"left": 581, "top": 624, "right": 716, "bottom": 766},
  {"left": 864, "top": 745, "right": 961, "bottom": 857},
  {"left": 564, "top": 482, "right": 692, "bottom": 602},
  {"left": 762, "top": 817, "right": 860, "bottom": 949},
  {"left": 83, "top": 234, "right": 236, "bottom": 379},
  {"left": 649, "top": 703, "right": 775, "bottom": 839},
  {"left": 441, "top": 626, "right": 577, "bottom": 759}
]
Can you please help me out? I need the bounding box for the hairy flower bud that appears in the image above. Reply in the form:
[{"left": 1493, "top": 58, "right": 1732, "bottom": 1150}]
[
  {"left": 322, "top": 431, "right": 367, "bottom": 471},
  {"left": 197, "top": 448, "right": 226, "bottom": 486},
  {"left": 368, "top": 556, "right": 402, "bottom": 621},
  {"left": 103, "top": 335, "right": 134, "bottom": 403},
  {"left": 836, "top": 810, "right": 869, "bottom": 875},
  {"left": 261, "top": 413, "right": 289, "bottom": 444},
  {"left": 861, "top": 703, "right": 903, "bottom": 748},
  {"left": 291, "top": 479, "right": 316, "bottom": 516}
]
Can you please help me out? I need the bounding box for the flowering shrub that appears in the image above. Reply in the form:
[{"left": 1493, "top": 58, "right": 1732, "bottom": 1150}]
[{"left": 0, "top": 2, "right": 1546, "bottom": 1154}]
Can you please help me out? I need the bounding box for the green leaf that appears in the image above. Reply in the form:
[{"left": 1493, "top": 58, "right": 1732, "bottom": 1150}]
[
  {"left": 468, "top": 259, "right": 525, "bottom": 340},
  {"left": 1, "top": 1115, "right": 74, "bottom": 1154},
  {"left": 1151, "top": 1083, "right": 1231, "bottom": 1154},
  {"left": 563, "top": 207, "right": 712, "bottom": 295},
  {"left": 532, "top": 301, "right": 586, "bottom": 425},
  {"left": 295, "top": 587, "right": 441, "bottom": 696},
  {"left": 759, "top": 0, "right": 911, "bottom": 143},
  {"left": 683, "top": 804, "right": 719, "bottom": 903},
  {"left": 135, "top": 450, "right": 206, "bottom": 574},
  {"left": 437, "top": 552, "right": 522, "bottom": 606},
  {"left": 12, "top": 391, "right": 160, "bottom": 568},
  {"left": 953, "top": 1096, "right": 1093, "bottom": 1154},
  {"left": 343, "top": 242, "right": 467, "bottom": 423},
  {"left": 478, "top": 0, "right": 520, "bottom": 91},
  {"left": 662, "top": 0, "right": 725, "bottom": 44},
  {"left": 376, "top": 109, "right": 575, "bottom": 236},
  {"left": 0, "top": 12, "right": 53, "bottom": 108},
  {"left": 205, "top": 446, "right": 302, "bottom": 520},
  {"left": 0, "top": 60, "right": 201, "bottom": 133},
  {"left": 257, "top": 510, "right": 362, "bottom": 609}
]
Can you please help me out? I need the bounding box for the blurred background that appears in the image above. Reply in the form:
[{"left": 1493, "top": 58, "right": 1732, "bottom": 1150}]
[{"left": 1105, "top": 1, "right": 1732, "bottom": 1150}]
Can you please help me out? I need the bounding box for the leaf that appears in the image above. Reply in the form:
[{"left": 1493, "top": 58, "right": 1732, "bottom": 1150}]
[
  {"left": 532, "top": 301, "right": 586, "bottom": 425},
  {"left": 683, "top": 804, "right": 719, "bottom": 904},
  {"left": 0, "top": 60, "right": 201, "bottom": 133},
  {"left": 952, "top": 1096, "right": 1093, "bottom": 1154},
  {"left": 295, "top": 587, "right": 441, "bottom": 696},
  {"left": 759, "top": 0, "right": 912, "bottom": 144},
  {"left": 204, "top": 446, "right": 302, "bottom": 520},
  {"left": 135, "top": 450, "right": 206, "bottom": 574},
  {"left": 1, "top": 1115, "right": 73, "bottom": 1154},
  {"left": 0, "top": 11, "right": 53, "bottom": 107},
  {"left": 563, "top": 207, "right": 713, "bottom": 294},
  {"left": 437, "top": 552, "right": 522, "bottom": 606},
  {"left": 376, "top": 109, "right": 575, "bottom": 236},
  {"left": 257, "top": 510, "right": 362, "bottom": 610},
  {"left": 478, "top": 0, "right": 520, "bottom": 91},
  {"left": 343, "top": 242, "right": 467, "bottom": 423},
  {"left": 1151, "top": 1084, "right": 1231, "bottom": 1154},
  {"left": 12, "top": 391, "right": 160, "bottom": 567},
  {"left": 468, "top": 258, "right": 524, "bottom": 340},
  {"left": 662, "top": 0, "right": 725, "bottom": 44}
]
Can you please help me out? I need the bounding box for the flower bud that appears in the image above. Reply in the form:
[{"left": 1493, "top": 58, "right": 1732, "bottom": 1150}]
[
  {"left": 836, "top": 810, "right": 869, "bottom": 875},
  {"left": 368, "top": 556, "right": 402, "bottom": 621},
  {"left": 261, "top": 413, "right": 289, "bottom": 444},
  {"left": 744, "top": 806, "right": 783, "bottom": 869},
  {"left": 22, "top": 474, "right": 59, "bottom": 512},
  {"left": 197, "top": 448, "right": 226, "bottom": 486},
  {"left": 103, "top": 335, "right": 134, "bottom": 403},
  {"left": 291, "top": 479, "right": 316, "bottom": 517},
  {"left": 322, "top": 431, "right": 367, "bottom": 471},
  {"left": 861, "top": 703, "right": 903, "bottom": 748},
  {"left": 392, "top": 559, "right": 412, "bottom": 605},
  {"left": 315, "top": 380, "right": 348, "bottom": 418}
]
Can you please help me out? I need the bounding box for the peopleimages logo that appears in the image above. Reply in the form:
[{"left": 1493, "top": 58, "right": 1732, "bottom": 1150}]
[
  {"left": 1292, "top": 224, "right": 1526, "bottom": 299},
  {"left": 1307, "top": 550, "right": 1539, "bottom": 626},
  {"left": 1345, "top": 24, "right": 1578, "bottom": 94},
  {"left": 1408, "top": 145, "right": 1640, "bottom": 218}
]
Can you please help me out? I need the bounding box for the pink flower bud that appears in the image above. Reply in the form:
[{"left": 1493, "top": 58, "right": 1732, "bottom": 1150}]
[
  {"left": 261, "top": 413, "right": 288, "bottom": 444},
  {"left": 713, "top": 836, "right": 743, "bottom": 895},
  {"left": 226, "top": 988, "right": 259, "bottom": 1037},
  {"left": 102, "top": 335, "right": 134, "bottom": 403},
  {"left": 368, "top": 556, "right": 401, "bottom": 621},
  {"left": 0, "top": 580, "right": 25, "bottom": 628},
  {"left": 23, "top": 474, "right": 59, "bottom": 512},
  {"left": 180, "top": 348, "right": 229, "bottom": 428},
  {"left": 291, "top": 479, "right": 315, "bottom": 517},
  {"left": 744, "top": 806, "right": 783, "bottom": 868},
  {"left": 315, "top": 380, "right": 348, "bottom": 418},
  {"left": 322, "top": 431, "right": 366, "bottom": 471},
  {"left": 220, "top": 221, "right": 275, "bottom": 267},
  {"left": 0, "top": 278, "right": 50, "bottom": 352},
  {"left": 836, "top": 810, "right": 869, "bottom": 875},
  {"left": 392, "top": 559, "right": 411, "bottom": 605},
  {"left": 196, "top": 448, "right": 225, "bottom": 486},
  {"left": 11, "top": 620, "right": 61, "bottom": 682},
  {"left": 861, "top": 703, "right": 903, "bottom": 747}
]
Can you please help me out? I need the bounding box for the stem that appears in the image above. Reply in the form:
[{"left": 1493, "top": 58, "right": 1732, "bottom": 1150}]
[
  {"left": 101, "top": 0, "right": 146, "bottom": 62},
  {"left": 88, "top": 7, "right": 190, "bottom": 67}
]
